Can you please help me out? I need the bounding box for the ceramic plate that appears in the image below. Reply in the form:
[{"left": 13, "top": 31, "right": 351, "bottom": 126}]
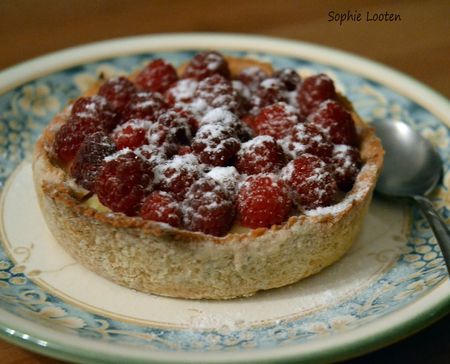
[{"left": 0, "top": 34, "right": 449, "bottom": 364}]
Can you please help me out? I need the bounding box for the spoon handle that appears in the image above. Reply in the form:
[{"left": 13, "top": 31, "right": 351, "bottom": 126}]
[{"left": 413, "top": 195, "right": 450, "bottom": 273}]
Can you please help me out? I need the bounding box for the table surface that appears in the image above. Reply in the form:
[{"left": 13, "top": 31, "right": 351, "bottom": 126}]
[{"left": 0, "top": 0, "right": 449, "bottom": 363}]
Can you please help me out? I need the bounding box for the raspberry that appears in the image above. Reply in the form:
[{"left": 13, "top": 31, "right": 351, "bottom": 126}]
[
  {"left": 273, "top": 68, "right": 301, "bottom": 91},
  {"left": 192, "top": 124, "right": 240, "bottom": 166},
  {"left": 121, "top": 92, "right": 168, "bottom": 122},
  {"left": 134, "top": 144, "right": 167, "bottom": 167},
  {"left": 237, "top": 174, "right": 291, "bottom": 229},
  {"left": 53, "top": 117, "right": 104, "bottom": 164},
  {"left": 149, "top": 110, "right": 192, "bottom": 146},
  {"left": 98, "top": 77, "right": 137, "bottom": 112},
  {"left": 174, "top": 107, "right": 200, "bottom": 134},
  {"left": 252, "top": 102, "right": 299, "bottom": 139},
  {"left": 155, "top": 154, "right": 202, "bottom": 201},
  {"left": 201, "top": 108, "right": 252, "bottom": 141},
  {"left": 166, "top": 78, "right": 198, "bottom": 106},
  {"left": 282, "top": 122, "right": 333, "bottom": 161},
  {"left": 242, "top": 114, "right": 257, "bottom": 131},
  {"left": 193, "top": 74, "right": 241, "bottom": 115},
  {"left": 236, "top": 136, "right": 285, "bottom": 175},
  {"left": 298, "top": 74, "right": 336, "bottom": 117},
  {"left": 182, "top": 51, "right": 230, "bottom": 80},
  {"left": 135, "top": 59, "right": 178, "bottom": 94},
  {"left": 282, "top": 154, "right": 338, "bottom": 210},
  {"left": 70, "top": 132, "right": 116, "bottom": 191},
  {"left": 95, "top": 151, "right": 154, "bottom": 216},
  {"left": 206, "top": 166, "right": 240, "bottom": 198},
  {"left": 177, "top": 146, "right": 192, "bottom": 155},
  {"left": 140, "top": 191, "right": 182, "bottom": 227},
  {"left": 231, "top": 80, "right": 252, "bottom": 117},
  {"left": 308, "top": 100, "right": 358, "bottom": 146},
  {"left": 255, "top": 78, "right": 288, "bottom": 109},
  {"left": 112, "top": 119, "right": 151, "bottom": 150},
  {"left": 70, "top": 96, "right": 117, "bottom": 131},
  {"left": 238, "top": 67, "right": 268, "bottom": 92},
  {"left": 183, "top": 177, "right": 235, "bottom": 236},
  {"left": 331, "top": 144, "right": 361, "bottom": 191},
  {"left": 201, "top": 107, "right": 241, "bottom": 129}
]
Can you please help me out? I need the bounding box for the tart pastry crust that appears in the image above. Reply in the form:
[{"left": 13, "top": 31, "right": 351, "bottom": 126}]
[{"left": 33, "top": 57, "right": 384, "bottom": 299}]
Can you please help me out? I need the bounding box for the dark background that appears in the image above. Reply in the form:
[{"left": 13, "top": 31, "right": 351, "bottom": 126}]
[
  {"left": 0, "top": 0, "right": 448, "bottom": 97},
  {"left": 0, "top": 1, "right": 449, "bottom": 363}
]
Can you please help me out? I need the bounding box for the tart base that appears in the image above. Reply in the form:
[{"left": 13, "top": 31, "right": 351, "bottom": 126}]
[
  {"left": 33, "top": 124, "right": 381, "bottom": 300},
  {"left": 32, "top": 57, "right": 383, "bottom": 300}
]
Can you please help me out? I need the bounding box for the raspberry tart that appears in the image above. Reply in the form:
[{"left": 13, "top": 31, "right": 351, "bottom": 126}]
[{"left": 33, "top": 51, "right": 383, "bottom": 299}]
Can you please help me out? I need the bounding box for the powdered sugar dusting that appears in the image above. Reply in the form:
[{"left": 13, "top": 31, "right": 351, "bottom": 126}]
[
  {"left": 334, "top": 144, "right": 353, "bottom": 173},
  {"left": 57, "top": 51, "right": 370, "bottom": 234},
  {"left": 205, "top": 52, "right": 224, "bottom": 71},
  {"left": 201, "top": 108, "right": 238, "bottom": 127},
  {"left": 207, "top": 166, "right": 240, "bottom": 196},
  {"left": 169, "top": 78, "right": 198, "bottom": 104},
  {"left": 73, "top": 96, "right": 112, "bottom": 119},
  {"left": 187, "top": 97, "right": 208, "bottom": 118},
  {"left": 134, "top": 144, "right": 167, "bottom": 165},
  {"left": 194, "top": 76, "right": 237, "bottom": 113},
  {"left": 182, "top": 177, "right": 235, "bottom": 236},
  {"left": 232, "top": 80, "right": 251, "bottom": 100},
  {"left": 113, "top": 119, "right": 152, "bottom": 133},
  {"left": 280, "top": 160, "right": 295, "bottom": 181},
  {"left": 189, "top": 310, "right": 247, "bottom": 331},
  {"left": 153, "top": 154, "right": 202, "bottom": 185},
  {"left": 239, "top": 135, "right": 274, "bottom": 149},
  {"left": 304, "top": 182, "right": 370, "bottom": 217},
  {"left": 103, "top": 147, "right": 132, "bottom": 162},
  {"left": 201, "top": 107, "right": 250, "bottom": 141},
  {"left": 192, "top": 123, "right": 240, "bottom": 166},
  {"left": 260, "top": 78, "right": 280, "bottom": 89}
]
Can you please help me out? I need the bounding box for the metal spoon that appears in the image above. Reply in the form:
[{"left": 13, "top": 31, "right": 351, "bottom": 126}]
[{"left": 372, "top": 119, "right": 450, "bottom": 273}]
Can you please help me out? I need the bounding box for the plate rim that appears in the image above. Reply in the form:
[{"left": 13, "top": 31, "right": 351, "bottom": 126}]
[
  {"left": 0, "top": 32, "right": 449, "bottom": 363},
  {"left": 0, "top": 33, "right": 449, "bottom": 123},
  {"left": 0, "top": 283, "right": 449, "bottom": 364}
]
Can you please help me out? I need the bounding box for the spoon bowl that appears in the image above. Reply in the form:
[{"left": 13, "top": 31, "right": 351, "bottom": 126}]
[
  {"left": 372, "top": 119, "right": 450, "bottom": 273},
  {"left": 373, "top": 120, "right": 442, "bottom": 197}
]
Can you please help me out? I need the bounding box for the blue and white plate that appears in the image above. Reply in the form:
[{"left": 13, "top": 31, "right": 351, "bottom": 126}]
[{"left": 0, "top": 34, "right": 449, "bottom": 363}]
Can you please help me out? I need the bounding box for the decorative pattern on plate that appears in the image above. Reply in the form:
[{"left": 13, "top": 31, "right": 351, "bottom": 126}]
[{"left": 0, "top": 51, "right": 449, "bottom": 353}]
